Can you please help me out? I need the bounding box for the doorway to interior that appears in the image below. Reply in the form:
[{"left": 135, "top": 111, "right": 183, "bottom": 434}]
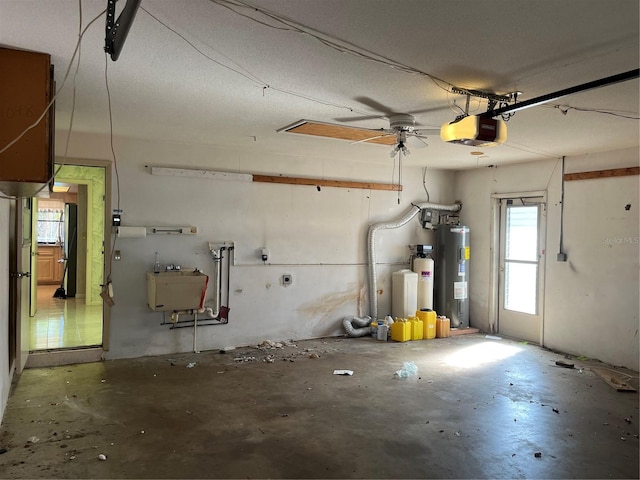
[
  {"left": 30, "top": 163, "right": 107, "bottom": 354},
  {"left": 490, "top": 192, "right": 547, "bottom": 344}
]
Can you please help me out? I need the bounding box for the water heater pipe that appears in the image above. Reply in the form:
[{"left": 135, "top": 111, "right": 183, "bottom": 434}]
[{"left": 367, "top": 202, "right": 462, "bottom": 320}]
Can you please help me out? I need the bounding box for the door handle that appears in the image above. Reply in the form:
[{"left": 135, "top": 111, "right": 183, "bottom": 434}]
[{"left": 11, "top": 272, "right": 31, "bottom": 278}]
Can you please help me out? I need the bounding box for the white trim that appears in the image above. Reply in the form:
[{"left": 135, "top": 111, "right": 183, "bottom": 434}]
[{"left": 490, "top": 191, "right": 547, "bottom": 342}]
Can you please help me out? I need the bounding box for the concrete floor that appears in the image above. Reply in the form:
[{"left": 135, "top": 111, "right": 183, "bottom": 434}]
[{"left": 0, "top": 334, "right": 638, "bottom": 479}]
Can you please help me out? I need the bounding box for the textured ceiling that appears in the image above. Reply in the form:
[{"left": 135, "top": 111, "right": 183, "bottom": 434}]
[{"left": 1, "top": 0, "right": 638, "bottom": 170}]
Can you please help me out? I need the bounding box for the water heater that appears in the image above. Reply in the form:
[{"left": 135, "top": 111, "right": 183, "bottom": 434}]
[{"left": 434, "top": 226, "right": 470, "bottom": 328}]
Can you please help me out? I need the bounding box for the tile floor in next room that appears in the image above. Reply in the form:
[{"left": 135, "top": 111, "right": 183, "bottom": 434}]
[{"left": 30, "top": 285, "right": 102, "bottom": 351}]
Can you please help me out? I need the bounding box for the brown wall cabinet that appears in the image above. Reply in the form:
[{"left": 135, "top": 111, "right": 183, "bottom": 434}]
[{"left": 0, "top": 46, "right": 54, "bottom": 197}]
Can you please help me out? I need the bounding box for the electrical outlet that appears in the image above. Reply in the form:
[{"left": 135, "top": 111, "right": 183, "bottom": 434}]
[
  {"left": 557, "top": 252, "right": 567, "bottom": 262},
  {"left": 282, "top": 274, "right": 292, "bottom": 286}
]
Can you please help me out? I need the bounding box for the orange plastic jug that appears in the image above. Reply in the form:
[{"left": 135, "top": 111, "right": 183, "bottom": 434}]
[{"left": 436, "top": 316, "right": 450, "bottom": 338}]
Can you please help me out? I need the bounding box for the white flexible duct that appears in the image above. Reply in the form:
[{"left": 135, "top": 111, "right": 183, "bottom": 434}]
[
  {"left": 343, "top": 315, "right": 373, "bottom": 337},
  {"left": 367, "top": 202, "right": 462, "bottom": 320}
]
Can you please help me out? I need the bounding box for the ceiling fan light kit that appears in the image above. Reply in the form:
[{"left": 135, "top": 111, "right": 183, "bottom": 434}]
[{"left": 440, "top": 115, "right": 507, "bottom": 147}]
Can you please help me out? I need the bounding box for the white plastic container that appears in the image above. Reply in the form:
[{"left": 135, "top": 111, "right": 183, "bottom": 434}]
[
  {"left": 412, "top": 257, "right": 434, "bottom": 310},
  {"left": 391, "top": 269, "right": 418, "bottom": 319}
]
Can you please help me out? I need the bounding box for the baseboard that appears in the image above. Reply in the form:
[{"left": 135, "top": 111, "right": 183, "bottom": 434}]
[{"left": 25, "top": 347, "right": 104, "bottom": 368}]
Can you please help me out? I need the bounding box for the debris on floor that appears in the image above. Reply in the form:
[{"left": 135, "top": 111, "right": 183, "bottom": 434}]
[
  {"left": 255, "top": 340, "right": 286, "bottom": 351},
  {"left": 98, "top": 453, "right": 107, "bottom": 461},
  {"left": 186, "top": 362, "right": 197, "bottom": 368},
  {"left": 590, "top": 368, "right": 637, "bottom": 392},
  {"left": 27, "top": 436, "right": 39, "bottom": 444},
  {"left": 395, "top": 361, "right": 418, "bottom": 379},
  {"left": 333, "top": 369, "right": 354, "bottom": 376},
  {"left": 534, "top": 452, "right": 542, "bottom": 458},
  {"left": 234, "top": 356, "right": 257, "bottom": 363},
  {"left": 309, "top": 353, "right": 320, "bottom": 359},
  {"left": 555, "top": 360, "right": 575, "bottom": 369}
]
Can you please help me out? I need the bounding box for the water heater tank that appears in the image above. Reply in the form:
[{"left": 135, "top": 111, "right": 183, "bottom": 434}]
[
  {"left": 434, "top": 226, "right": 470, "bottom": 328},
  {"left": 412, "top": 257, "right": 434, "bottom": 310}
]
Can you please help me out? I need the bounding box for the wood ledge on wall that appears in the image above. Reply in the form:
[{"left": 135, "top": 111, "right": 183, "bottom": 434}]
[
  {"left": 564, "top": 166, "right": 639, "bottom": 181},
  {"left": 148, "top": 166, "right": 401, "bottom": 192}
]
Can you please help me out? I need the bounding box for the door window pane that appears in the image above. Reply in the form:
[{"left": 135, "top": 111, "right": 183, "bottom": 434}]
[
  {"left": 505, "top": 206, "right": 538, "bottom": 261},
  {"left": 504, "top": 262, "right": 538, "bottom": 314}
]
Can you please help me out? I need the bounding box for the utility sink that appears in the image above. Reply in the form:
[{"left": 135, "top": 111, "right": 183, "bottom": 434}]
[{"left": 146, "top": 270, "right": 208, "bottom": 311}]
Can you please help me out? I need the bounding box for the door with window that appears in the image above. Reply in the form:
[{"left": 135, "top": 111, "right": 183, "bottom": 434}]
[{"left": 498, "top": 197, "right": 546, "bottom": 343}]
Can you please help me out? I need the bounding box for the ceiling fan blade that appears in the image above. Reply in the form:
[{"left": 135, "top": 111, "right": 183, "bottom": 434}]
[
  {"left": 333, "top": 114, "right": 386, "bottom": 123},
  {"left": 353, "top": 96, "right": 397, "bottom": 116},
  {"left": 351, "top": 133, "right": 395, "bottom": 145},
  {"left": 407, "top": 135, "right": 429, "bottom": 149},
  {"left": 407, "top": 105, "right": 452, "bottom": 115},
  {"left": 279, "top": 120, "right": 396, "bottom": 145},
  {"left": 413, "top": 129, "right": 441, "bottom": 136}
]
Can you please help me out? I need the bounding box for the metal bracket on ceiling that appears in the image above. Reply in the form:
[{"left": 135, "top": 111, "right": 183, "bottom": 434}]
[
  {"left": 105, "top": 0, "right": 142, "bottom": 61},
  {"left": 451, "top": 86, "right": 520, "bottom": 120}
]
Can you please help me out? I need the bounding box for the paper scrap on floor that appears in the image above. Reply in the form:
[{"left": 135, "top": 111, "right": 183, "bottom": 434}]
[{"left": 333, "top": 369, "right": 354, "bottom": 376}]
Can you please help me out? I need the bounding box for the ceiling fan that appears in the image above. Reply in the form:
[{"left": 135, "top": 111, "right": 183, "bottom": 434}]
[{"left": 279, "top": 96, "right": 445, "bottom": 155}]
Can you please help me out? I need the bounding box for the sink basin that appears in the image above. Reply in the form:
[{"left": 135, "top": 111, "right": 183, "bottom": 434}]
[{"left": 146, "top": 270, "right": 208, "bottom": 311}]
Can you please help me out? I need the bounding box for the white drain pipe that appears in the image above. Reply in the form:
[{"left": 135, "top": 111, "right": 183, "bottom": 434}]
[{"left": 367, "top": 202, "right": 462, "bottom": 320}]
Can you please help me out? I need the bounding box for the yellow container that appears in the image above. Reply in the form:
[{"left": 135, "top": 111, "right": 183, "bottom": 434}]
[
  {"left": 417, "top": 309, "right": 437, "bottom": 339},
  {"left": 391, "top": 319, "right": 411, "bottom": 342},
  {"left": 409, "top": 316, "right": 423, "bottom": 340}
]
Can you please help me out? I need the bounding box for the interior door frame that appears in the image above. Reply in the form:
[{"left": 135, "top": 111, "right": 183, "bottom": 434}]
[
  {"left": 489, "top": 190, "right": 547, "bottom": 343},
  {"left": 15, "top": 197, "right": 33, "bottom": 372},
  {"left": 55, "top": 158, "right": 112, "bottom": 351},
  {"left": 29, "top": 197, "right": 38, "bottom": 317}
]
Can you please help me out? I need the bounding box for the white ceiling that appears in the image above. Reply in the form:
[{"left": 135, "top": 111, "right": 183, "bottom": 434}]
[{"left": 1, "top": 0, "right": 638, "bottom": 170}]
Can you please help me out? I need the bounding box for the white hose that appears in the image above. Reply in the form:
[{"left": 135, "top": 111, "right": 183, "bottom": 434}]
[
  {"left": 367, "top": 202, "right": 462, "bottom": 320},
  {"left": 343, "top": 315, "right": 373, "bottom": 337}
]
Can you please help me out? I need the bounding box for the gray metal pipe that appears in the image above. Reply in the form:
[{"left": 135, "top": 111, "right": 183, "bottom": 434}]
[{"left": 367, "top": 202, "right": 462, "bottom": 320}]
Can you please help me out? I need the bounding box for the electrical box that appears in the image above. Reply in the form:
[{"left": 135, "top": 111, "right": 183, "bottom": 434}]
[{"left": 420, "top": 209, "right": 433, "bottom": 228}]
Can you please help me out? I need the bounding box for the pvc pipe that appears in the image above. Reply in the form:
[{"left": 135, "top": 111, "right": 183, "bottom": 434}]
[
  {"left": 193, "top": 312, "right": 199, "bottom": 353},
  {"left": 367, "top": 202, "right": 462, "bottom": 320}
]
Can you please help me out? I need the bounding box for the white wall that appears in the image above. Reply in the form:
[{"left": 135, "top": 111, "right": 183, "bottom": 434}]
[
  {"left": 454, "top": 147, "right": 639, "bottom": 370},
  {"left": 65, "top": 134, "right": 455, "bottom": 359},
  {"left": 0, "top": 199, "right": 13, "bottom": 424}
]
